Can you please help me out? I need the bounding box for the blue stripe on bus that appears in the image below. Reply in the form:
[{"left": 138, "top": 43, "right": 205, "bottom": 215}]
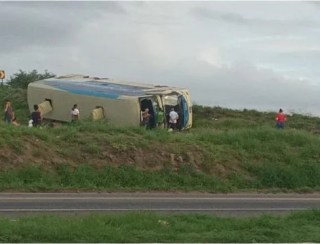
[
  {"left": 42, "top": 80, "right": 146, "bottom": 98},
  {"left": 61, "top": 87, "right": 120, "bottom": 99}
]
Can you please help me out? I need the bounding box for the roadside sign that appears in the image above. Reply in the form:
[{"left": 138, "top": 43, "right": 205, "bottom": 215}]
[{"left": 0, "top": 70, "right": 5, "bottom": 79}]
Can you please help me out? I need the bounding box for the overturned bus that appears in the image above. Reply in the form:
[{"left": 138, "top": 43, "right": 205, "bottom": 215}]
[{"left": 27, "top": 74, "right": 192, "bottom": 129}]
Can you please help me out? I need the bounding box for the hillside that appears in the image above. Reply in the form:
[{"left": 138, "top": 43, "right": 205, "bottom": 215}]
[{"left": 1, "top": 86, "right": 320, "bottom": 192}]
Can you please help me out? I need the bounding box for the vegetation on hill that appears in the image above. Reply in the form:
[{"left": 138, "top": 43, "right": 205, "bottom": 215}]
[
  {"left": 0, "top": 210, "right": 319, "bottom": 242},
  {"left": 1, "top": 70, "right": 320, "bottom": 192},
  {"left": 6, "top": 69, "right": 55, "bottom": 89}
]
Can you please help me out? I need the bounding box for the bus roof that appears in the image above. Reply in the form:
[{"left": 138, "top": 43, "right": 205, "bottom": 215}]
[{"left": 31, "top": 74, "right": 186, "bottom": 99}]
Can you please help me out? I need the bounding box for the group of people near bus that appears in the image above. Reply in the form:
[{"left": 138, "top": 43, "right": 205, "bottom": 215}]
[
  {"left": 141, "top": 106, "right": 288, "bottom": 131},
  {"left": 4, "top": 100, "right": 45, "bottom": 128},
  {"left": 3, "top": 100, "right": 80, "bottom": 127},
  {"left": 3, "top": 99, "right": 288, "bottom": 130},
  {"left": 141, "top": 107, "right": 180, "bottom": 131}
]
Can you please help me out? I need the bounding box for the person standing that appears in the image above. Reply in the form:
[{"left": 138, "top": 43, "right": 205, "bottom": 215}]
[
  {"left": 141, "top": 108, "right": 151, "bottom": 129},
  {"left": 4, "top": 100, "right": 13, "bottom": 123},
  {"left": 169, "top": 108, "right": 179, "bottom": 131},
  {"left": 31, "top": 104, "right": 42, "bottom": 127},
  {"left": 156, "top": 108, "right": 164, "bottom": 128},
  {"left": 71, "top": 104, "right": 80, "bottom": 121},
  {"left": 275, "top": 108, "right": 287, "bottom": 129}
]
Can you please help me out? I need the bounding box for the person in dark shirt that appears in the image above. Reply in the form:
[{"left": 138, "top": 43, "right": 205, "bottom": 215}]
[
  {"left": 141, "top": 108, "right": 151, "bottom": 129},
  {"left": 31, "top": 104, "right": 42, "bottom": 127}
]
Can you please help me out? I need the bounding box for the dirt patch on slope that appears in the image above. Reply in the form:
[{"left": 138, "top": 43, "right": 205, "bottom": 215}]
[
  {"left": 0, "top": 134, "right": 248, "bottom": 180},
  {"left": 0, "top": 137, "right": 203, "bottom": 170}
]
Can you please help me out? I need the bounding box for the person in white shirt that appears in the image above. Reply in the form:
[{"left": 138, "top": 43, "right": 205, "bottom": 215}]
[
  {"left": 169, "top": 108, "right": 179, "bottom": 130},
  {"left": 71, "top": 104, "right": 80, "bottom": 121}
]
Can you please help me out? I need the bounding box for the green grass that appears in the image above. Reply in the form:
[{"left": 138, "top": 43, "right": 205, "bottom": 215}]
[
  {"left": 0, "top": 162, "right": 320, "bottom": 192},
  {"left": 0, "top": 115, "right": 320, "bottom": 192},
  {"left": 0, "top": 210, "right": 319, "bottom": 242},
  {"left": 0, "top": 164, "right": 227, "bottom": 191},
  {"left": 1, "top": 87, "right": 320, "bottom": 192},
  {"left": 0, "top": 81, "right": 319, "bottom": 242}
]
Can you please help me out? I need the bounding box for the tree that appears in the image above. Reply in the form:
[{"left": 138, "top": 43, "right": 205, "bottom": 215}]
[{"left": 7, "top": 69, "right": 55, "bottom": 89}]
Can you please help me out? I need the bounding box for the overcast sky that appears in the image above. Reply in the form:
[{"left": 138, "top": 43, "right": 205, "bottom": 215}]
[{"left": 1, "top": 1, "right": 320, "bottom": 115}]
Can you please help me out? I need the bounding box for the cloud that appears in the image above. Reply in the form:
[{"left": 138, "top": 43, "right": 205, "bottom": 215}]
[
  {"left": 197, "top": 48, "right": 223, "bottom": 67},
  {"left": 191, "top": 7, "right": 248, "bottom": 25},
  {"left": 0, "top": 1, "right": 126, "bottom": 15},
  {"left": 1, "top": 1, "right": 320, "bottom": 116},
  {"left": 190, "top": 6, "right": 319, "bottom": 31},
  {"left": 157, "top": 59, "right": 320, "bottom": 115},
  {"left": 307, "top": 1, "right": 320, "bottom": 8},
  {"left": 243, "top": 38, "right": 320, "bottom": 53},
  {"left": 0, "top": 2, "right": 126, "bottom": 52}
]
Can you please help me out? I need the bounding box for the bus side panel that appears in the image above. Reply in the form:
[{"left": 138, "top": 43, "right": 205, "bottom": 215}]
[{"left": 27, "top": 85, "right": 141, "bottom": 126}]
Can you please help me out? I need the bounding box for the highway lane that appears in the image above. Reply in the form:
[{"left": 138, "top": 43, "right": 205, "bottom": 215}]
[{"left": 0, "top": 192, "right": 319, "bottom": 216}]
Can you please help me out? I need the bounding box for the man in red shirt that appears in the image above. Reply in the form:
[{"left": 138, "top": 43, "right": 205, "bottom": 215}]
[{"left": 275, "top": 108, "right": 287, "bottom": 129}]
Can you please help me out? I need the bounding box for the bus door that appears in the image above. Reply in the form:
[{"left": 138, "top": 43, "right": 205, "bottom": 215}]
[
  {"left": 140, "top": 97, "right": 156, "bottom": 128},
  {"left": 146, "top": 90, "right": 191, "bottom": 129}
]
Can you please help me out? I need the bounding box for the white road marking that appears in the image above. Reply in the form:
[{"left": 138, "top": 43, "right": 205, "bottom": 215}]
[{"left": 0, "top": 208, "right": 309, "bottom": 212}]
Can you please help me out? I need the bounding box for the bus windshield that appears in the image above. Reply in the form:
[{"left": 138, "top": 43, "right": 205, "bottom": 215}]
[{"left": 163, "top": 95, "right": 178, "bottom": 106}]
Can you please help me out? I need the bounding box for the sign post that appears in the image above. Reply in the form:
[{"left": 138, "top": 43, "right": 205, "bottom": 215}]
[{"left": 0, "top": 70, "right": 5, "bottom": 86}]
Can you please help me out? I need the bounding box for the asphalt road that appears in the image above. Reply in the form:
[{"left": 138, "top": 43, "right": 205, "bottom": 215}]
[{"left": 0, "top": 192, "right": 319, "bottom": 217}]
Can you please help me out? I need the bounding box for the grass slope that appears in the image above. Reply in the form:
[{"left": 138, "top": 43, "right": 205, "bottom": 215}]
[
  {"left": 0, "top": 210, "right": 319, "bottom": 242},
  {"left": 1, "top": 86, "right": 320, "bottom": 192}
]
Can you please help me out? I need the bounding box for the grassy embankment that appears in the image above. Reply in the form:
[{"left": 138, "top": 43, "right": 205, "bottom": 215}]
[
  {"left": 0, "top": 210, "right": 318, "bottom": 242},
  {"left": 1, "top": 86, "right": 320, "bottom": 243},
  {"left": 1, "top": 86, "right": 320, "bottom": 192}
]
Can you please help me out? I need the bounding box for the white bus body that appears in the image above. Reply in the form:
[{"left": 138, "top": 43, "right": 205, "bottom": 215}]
[{"left": 27, "top": 74, "right": 192, "bottom": 129}]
